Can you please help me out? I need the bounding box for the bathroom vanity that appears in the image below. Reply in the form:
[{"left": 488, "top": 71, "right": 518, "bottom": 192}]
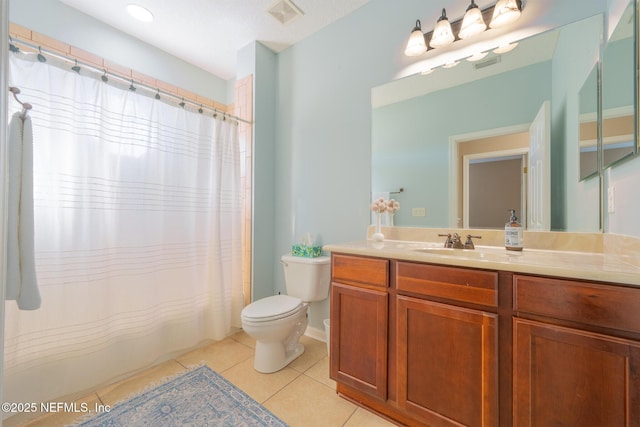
[{"left": 325, "top": 232, "right": 640, "bottom": 427}]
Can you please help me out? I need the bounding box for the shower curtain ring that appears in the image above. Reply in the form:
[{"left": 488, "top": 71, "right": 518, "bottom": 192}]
[
  {"left": 9, "top": 36, "right": 20, "bottom": 53},
  {"left": 37, "top": 47, "right": 47, "bottom": 63}
]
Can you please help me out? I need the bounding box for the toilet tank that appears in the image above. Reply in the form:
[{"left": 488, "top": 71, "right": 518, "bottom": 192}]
[{"left": 281, "top": 254, "right": 331, "bottom": 302}]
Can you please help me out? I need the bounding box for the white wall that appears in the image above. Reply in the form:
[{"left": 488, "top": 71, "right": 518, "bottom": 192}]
[
  {"left": 0, "top": 0, "right": 9, "bottom": 404},
  {"left": 9, "top": 0, "right": 231, "bottom": 104}
]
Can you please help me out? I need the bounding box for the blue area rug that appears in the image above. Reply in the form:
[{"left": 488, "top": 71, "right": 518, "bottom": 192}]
[{"left": 78, "top": 365, "right": 288, "bottom": 426}]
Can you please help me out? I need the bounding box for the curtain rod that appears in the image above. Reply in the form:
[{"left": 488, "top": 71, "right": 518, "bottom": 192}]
[{"left": 9, "top": 36, "right": 252, "bottom": 125}]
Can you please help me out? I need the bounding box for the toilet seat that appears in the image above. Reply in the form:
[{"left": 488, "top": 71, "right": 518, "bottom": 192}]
[{"left": 241, "top": 295, "right": 304, "bottom": 323}]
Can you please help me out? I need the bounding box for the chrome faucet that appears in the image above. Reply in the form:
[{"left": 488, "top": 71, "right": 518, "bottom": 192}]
[
  {"left": 438, "top": 233, "right": 464, "bottom": 249},
  {"left": 464, "top": 234, "right": 482, "bottom": 249},
  {"left": 438, "top": 233, "right": 453, "bottom": 248},
  {"left": 439, "top": 233, "right": 481, "bottom": 249}
]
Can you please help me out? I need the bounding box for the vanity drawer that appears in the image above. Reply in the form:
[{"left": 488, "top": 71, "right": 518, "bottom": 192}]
[
  {"left": 514, "top": 275, "right": 640, "bottom": 334},
  {"left": 394, "top": 261, "right": 498, "bottom": 307},
  {"left": 332, "top": 254, "right": 389, "bottom": 288}
]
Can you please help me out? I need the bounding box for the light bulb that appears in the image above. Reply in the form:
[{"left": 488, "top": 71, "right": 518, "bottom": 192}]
[{"left": 127, "top": 4, "right": 154, "bottom": 22}]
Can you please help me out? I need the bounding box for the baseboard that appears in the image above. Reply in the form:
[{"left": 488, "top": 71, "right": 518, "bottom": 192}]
[{"left": 305, "top": 325, "right": 328, "bottom": 343}]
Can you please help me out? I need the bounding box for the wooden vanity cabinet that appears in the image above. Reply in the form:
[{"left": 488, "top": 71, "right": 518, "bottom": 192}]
[
  {"left": 329, "top": 254, "right": 389, "bottom": 400},
  {"left": 513, "top": 275, "right": 640, "bottom": 427},
  {"left": 330, "top": 253, "right": 503, "bottom": 426},
  {"left": 395, "top": 262, "right": 499, "bottom": 427},
  {"left": 330, "top": 253, "right": 640, "bottom": 426}
]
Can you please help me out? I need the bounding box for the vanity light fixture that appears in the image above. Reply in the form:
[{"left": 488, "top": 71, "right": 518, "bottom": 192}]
[
  {"left": 127, "top": 4, "right": 154, "bottom": 22},
  {"left": 429, "top": 9, "right": 455, "bottom": 48},
  {"left": 490, "top": 0, "right": 522, "bottom": 28},
  {"left": 404, "top": 0, "right": 524, "bottom": 56},
  {"left": 443, "top": 61, "right": 460, "bottom": 69},
  {"left": 404, "top": 20, "right": 428, "bottom": 56},
  {"left": 459, "top": 0, "right": 487, "bottom": 39}
]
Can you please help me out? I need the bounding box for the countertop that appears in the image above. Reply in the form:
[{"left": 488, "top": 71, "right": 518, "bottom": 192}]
[{"left": 323, "top": 239, "right": 640, "bottom": 286}]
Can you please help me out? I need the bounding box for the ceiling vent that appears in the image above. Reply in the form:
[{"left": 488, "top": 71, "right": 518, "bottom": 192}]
[
  {"left": 268, "top": 0, "right": 304, "bottom": 25},
  {"left": 474, "top": 56, "right": 501, "bottom": 70}
]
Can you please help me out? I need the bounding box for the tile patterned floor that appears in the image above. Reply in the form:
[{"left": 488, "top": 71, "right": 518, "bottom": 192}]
[{"left": 6, "top": 332, "right": 395, "bottom": 427}]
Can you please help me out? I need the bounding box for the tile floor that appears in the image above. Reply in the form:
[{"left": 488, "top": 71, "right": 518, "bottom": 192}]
[{"left": 6, "top": 331, "right": 395, "bottom": 427}]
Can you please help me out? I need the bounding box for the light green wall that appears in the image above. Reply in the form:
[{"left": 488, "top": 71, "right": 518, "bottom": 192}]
[
  {"left": 604, "top": 0, "right": 640, "bottom": 237},
  {"left": 11, "top": 0, "right": 631, "bottom": 334},
  {"left": 551, "top": 14, "right": 602, "bottom": 232},
  {"left": 237, "top": 41, "right": 279, "bottom": 300},
  {"left": 272, "top": 0, "right": 609, "bottom": 329}
]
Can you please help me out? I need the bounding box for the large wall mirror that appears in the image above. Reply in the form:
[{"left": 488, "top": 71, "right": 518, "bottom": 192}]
[
  {"left": 602, "top": 1, "right": 636, "bottom": 168},
  {"left": 578, "top": 65, "right": 599, "bottom": 181},
  {"left": 372, "top": 14, "right": 603, "bottom": 232}
]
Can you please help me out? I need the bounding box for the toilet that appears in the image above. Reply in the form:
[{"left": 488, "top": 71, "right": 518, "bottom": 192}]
[{"left": 241, "top": 254, "right": 331, "bottom": 373}]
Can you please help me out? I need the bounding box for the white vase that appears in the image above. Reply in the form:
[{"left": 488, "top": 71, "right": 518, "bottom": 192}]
[{"left": 372, "top": 212, "right": 384, "bottom": 241}]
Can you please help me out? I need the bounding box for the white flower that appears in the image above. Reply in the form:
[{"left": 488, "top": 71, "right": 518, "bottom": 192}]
[
  {"left": 370, "top": 197, "right": 388, "bottom": 213},
  {"left": 387, "top": 199, "right": 400, "bottom": 213},
  {"left": 371, "top": 197, "right": 400, "bottom": 214}
]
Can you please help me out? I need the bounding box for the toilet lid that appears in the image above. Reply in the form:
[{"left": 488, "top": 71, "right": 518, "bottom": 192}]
[{"left": 241, "top": 295, "right": 304, "bottom": 322}]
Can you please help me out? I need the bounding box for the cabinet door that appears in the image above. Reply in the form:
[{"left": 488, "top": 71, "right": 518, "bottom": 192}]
[
  {"left": 396, "top": 296, "right": 498, "bottom": 427},
  {"left": 330, "top": 282, "right": 388, "bottom": 400},
  {"left": 514, "top": 318, "right": 640, "bottom": 427}
]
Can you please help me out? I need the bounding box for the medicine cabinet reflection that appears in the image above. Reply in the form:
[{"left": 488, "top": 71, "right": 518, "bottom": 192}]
[{"left": 601, "top": 0, "right": 636, "bottom": 168}]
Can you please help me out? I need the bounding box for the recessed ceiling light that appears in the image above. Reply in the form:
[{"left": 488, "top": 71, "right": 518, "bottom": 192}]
[{"left": 127, "top": 4, "right": 154, "bottom": 22}]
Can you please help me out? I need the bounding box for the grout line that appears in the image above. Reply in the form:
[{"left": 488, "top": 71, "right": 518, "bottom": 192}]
[
  {"left": 341, "top": 407, "right": 359, "bottom": 427},
  {"left": 174, "top": 359, "right": 190, "bottom": 370},
  {"left": 258, "top": 370, "right": 302, "bottom": 405}
]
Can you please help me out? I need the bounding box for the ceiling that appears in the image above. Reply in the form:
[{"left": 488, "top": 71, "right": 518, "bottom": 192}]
[{"left": 57, "top": 0, "right": 372, "bottom": 81}]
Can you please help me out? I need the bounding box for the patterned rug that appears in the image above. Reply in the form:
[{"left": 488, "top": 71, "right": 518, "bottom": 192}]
[{"left": 78, "top": 365, "right": 288, "bottom": 426}]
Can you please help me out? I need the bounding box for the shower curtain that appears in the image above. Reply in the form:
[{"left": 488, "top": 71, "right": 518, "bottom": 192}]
[{"left": 4, "top": 54, "right": 243, "bottom": 405}]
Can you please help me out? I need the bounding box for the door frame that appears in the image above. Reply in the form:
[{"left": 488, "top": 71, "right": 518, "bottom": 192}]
[
  {"left": 463, "top": 149, "right": 528, "bottom": 229},
  {"left": 449, "top": 123, "right": 530, "bottom": 228}
]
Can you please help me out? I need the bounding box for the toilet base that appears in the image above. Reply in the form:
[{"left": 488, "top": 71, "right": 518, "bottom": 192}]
[
  {"left": 254, "top": 341, "right": 305, "bottom": 373},
  {"left": 243, "top": 303, "right": 309, "bottom": 373}
]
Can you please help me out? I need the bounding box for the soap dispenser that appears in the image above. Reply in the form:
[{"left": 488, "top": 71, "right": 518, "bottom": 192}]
[{"left": 505, "top": 209, "right": 523, "bottom": 251}]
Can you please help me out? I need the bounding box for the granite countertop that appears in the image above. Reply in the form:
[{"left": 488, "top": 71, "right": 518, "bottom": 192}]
[{"left": 323, "top": 239, "right": 640, "bottom": 286}]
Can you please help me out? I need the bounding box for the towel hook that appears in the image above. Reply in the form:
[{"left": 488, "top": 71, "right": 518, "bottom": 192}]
[{"left": 9, "top": 86, "right": 33, "bottom": 114}]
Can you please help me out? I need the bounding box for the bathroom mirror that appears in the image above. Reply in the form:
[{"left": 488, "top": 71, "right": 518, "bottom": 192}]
[
  {"left": 601, "top": 0, "right": 636, "bottom": 168},
  {"left": 372, "top": 14, "right": 603, "bottom": 231},
  {"left": 579, "top": 65, "right": 599, "bottom": 181}
]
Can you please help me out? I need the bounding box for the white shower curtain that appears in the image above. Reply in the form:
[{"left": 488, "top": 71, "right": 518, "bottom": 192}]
[{"left": 4, "top": 55, "right": 243, "bottom": 405}]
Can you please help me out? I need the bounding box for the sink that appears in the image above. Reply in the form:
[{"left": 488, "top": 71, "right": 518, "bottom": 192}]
[
  {"left": 412, "top": 248, "right": 470, "bottom": 256},
  {"left": 412, "top": 246, "right": 517, "bottom": 262}
]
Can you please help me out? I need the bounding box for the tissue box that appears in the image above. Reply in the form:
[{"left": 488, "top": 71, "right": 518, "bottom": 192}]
[{"left": 291, "top": 244, "right": 323, "bottom": 258}]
